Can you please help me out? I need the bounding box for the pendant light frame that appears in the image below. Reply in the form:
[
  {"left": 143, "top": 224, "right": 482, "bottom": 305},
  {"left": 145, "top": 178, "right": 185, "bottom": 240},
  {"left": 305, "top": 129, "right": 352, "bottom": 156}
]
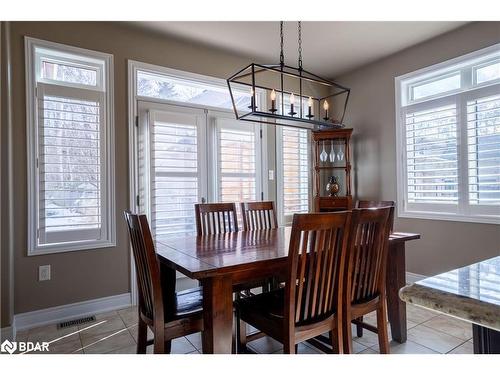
[{"left": 227, "top": 22, "right": 350, "bottom": 130}]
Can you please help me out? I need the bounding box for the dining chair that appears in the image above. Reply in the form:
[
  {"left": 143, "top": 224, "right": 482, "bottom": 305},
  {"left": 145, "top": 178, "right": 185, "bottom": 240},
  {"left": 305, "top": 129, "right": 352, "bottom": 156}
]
[
  {"left": 240, "top": 201, "right": 278, "bottom": 231},
  {"left": 342, "top": 207, "right": 394, "bottom": 354},
  {"left": 124, "top": 211, "right": 203, "bottom": 354},
  {"left": 194, "top": 202, "right": 239, "bottom": 235},
  {"left": 353, "top": 200, "right": 395, "bottom": 338},
  {"left": 234, "top": 211, "right": 352, "bottom": 354}
]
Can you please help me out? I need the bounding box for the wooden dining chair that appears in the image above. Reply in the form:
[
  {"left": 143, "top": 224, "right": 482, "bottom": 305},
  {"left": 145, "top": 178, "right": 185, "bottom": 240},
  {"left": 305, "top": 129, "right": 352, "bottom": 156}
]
[
  {"left": 240, "top": 201, "right": 278, "bottom": 231},
  {"left": 194, "top": 203, "right": 239, "bottom": 235},
  {"left": 353, "top": 200, "right": 395, "bottom": 338},
  {"left": 124, "top": 211, "right": 203, "bottom": 354},
  {"left": 342, "top": 207, "right": 394, "bottom": 354},
  {"left": 235, "top": 211, "right": 352, "bottom": 354}
]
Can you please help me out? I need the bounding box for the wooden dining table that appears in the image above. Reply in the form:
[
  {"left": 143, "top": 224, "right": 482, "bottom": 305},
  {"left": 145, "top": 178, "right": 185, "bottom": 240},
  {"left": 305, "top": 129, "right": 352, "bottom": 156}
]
[{"left": 155, "top": 227, "right": 420, "bottom": 353}]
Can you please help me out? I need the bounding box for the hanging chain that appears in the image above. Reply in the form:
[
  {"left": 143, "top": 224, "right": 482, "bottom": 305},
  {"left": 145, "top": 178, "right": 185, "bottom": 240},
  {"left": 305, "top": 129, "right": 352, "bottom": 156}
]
[
  {"left": 298, "top": 21, "right": 303, "bottom": 70},
  {"left": 279, "top": 21, "right": 284, "bottom": 66}
]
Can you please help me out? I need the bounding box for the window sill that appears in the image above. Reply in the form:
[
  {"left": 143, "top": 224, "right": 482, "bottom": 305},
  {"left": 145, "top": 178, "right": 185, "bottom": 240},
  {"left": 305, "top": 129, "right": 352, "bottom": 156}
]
[
  {"left": 397, "top": 211, "right": 500, "bottom": 225},
  {"left": 28, "top": 239, "right": 116, "bottom": 256}
]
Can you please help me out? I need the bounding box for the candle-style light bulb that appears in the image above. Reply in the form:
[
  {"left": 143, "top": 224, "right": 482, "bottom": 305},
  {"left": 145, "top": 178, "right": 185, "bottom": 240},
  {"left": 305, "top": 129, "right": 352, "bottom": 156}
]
[
  {"left": 288, "top": 93, "right": 297, "bottom": 116},
  {"left": 323, "top": 100, "right": 329, "bottom": 121},
  {"left": 270, "top": 89, "right": 276, "bottom": 101},
  {"left": 248, "top": 87, "right": 256, "bottom": 110},
  {"left": 307, "top": 96, "right": 313, "bottom": 119},
  {"left": 269, "top": 89, "right": 277, "bottom": 113}
]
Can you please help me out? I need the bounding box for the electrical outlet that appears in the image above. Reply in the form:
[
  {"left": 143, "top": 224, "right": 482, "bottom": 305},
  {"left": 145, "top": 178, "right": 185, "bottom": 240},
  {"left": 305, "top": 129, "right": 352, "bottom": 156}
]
[{"left": 39, "top": 265, "right": 51, "bottom": 281}]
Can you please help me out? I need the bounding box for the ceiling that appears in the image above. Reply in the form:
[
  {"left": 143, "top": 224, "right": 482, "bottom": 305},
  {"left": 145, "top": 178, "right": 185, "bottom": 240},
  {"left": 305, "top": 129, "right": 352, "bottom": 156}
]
[{"left": 133, "top": 21, "right": 468, "bottom": 77}]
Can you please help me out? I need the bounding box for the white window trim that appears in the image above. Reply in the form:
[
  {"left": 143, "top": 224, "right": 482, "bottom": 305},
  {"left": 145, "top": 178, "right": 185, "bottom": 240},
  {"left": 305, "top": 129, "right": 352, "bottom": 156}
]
[
  {"left": 276, "top": 126, "right": 312, "bottom": 226},
  {"left": 395, "top": 43, "right": 500, "bottom": 225},
  {"left": 26, "top": 37, "right": 115, "bottom": 255}
]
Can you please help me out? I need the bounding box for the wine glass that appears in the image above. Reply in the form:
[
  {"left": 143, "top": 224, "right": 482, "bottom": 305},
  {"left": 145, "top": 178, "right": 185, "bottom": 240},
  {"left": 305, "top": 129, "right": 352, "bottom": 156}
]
[
  {"left": 337, "top": 145, "right": 344, "bottom": 161},
  {"left": 329, "top": 140, "right": 335, "bottom": 163},
  {"left": 320, "top": 141, "right": 328, "bottom": 162}
]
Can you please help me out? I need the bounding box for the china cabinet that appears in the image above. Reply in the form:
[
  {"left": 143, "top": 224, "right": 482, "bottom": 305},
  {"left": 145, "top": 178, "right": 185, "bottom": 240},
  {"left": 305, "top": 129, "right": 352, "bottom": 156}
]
[{"left": 312, "top": 129, "right": 353, "bottom": 212}]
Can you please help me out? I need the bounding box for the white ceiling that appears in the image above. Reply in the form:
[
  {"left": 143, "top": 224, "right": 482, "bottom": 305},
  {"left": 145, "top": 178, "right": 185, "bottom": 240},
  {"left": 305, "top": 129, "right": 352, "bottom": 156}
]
[{"left": 134, "top": 21, "right": 468, "bottom": 77}]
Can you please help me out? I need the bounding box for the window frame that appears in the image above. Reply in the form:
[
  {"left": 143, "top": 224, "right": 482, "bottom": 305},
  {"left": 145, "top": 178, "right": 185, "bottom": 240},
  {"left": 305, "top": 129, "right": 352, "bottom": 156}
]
[
  {"left": 395, "top": 43, "right": 500, "bottom": 225},
  {"left": 26, "top": 37, "right": 115, "bottom": 255}
]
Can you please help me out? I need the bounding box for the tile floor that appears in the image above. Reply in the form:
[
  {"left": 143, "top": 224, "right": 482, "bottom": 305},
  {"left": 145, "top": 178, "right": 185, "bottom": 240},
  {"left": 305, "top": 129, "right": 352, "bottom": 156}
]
[{"left": 14, "top": 303, "right": 474, "bottom": 354}]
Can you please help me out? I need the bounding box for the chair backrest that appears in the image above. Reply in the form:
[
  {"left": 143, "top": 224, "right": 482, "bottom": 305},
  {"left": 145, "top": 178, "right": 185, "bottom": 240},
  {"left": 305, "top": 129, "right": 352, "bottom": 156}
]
[
  {"left": 123, "top": 211, "right": 164, "bottom": 323},
  {"left": 285, "top": 212, "right": 352, "bottom": 327},
  {"left": 194, "top": 203, "right": 239, "bottom": 235},
  {"left": 355, "top": 200, "right": 395, "bottom": 232},
  {"left": 240, "top": 201, "right": 278, "bottom": 231},
  {"left": 345, "top": 207, "right": 393, "bottom": 305},
  {"left": 356, "top": 200, "right": 395, "bottom": 208}
]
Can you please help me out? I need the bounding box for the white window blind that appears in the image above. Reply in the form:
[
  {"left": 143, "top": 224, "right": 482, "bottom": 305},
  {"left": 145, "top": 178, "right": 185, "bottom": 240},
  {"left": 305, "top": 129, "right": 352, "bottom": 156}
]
[
  {"left": 278, "top": 127, "right": 310, "bottom": 222},
  {"left": 405, "top": 104, "right": 459, "bottom": 205},
  {"left": 150, "top": 111, "right": 201, "bottom": 238},
  {"left": 217, "top": 121, "right": 259, "bottom": 202},
  {"left": 467, "top": 94, "right": 500, "bottom": 206},
  {"left": 396, "top": 43, "right": 500, "bottom": 223},
  {"left": 27, "top": 38, "right": 114, "bottom": 254}
]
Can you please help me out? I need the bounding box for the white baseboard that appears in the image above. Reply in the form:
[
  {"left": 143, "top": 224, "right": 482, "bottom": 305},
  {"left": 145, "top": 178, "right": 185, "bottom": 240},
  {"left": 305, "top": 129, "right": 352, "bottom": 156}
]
[
  {"left": 406, "top": 271, "right": 426, "bottom": 284},
  {"left": 1, "top": 326, "right": 14, "bottom": 341},
  {"left": 13, "top": 293, "right": 132, "bottom": 334}
]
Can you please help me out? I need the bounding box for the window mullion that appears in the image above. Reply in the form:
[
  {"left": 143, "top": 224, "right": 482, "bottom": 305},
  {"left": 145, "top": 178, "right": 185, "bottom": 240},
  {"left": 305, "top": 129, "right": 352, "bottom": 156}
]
[{"left": 457, "top": 94, "right": 470, "bottom": 216}]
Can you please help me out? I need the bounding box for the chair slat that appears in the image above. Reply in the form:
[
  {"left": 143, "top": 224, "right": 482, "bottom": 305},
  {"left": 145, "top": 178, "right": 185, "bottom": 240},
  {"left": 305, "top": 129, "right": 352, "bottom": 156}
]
[
  {"left": 240, "top": 201, "right": 278, "bottom": 231},
  {"left": 194, "top": 203, "right": 238, "bottom": 235}
]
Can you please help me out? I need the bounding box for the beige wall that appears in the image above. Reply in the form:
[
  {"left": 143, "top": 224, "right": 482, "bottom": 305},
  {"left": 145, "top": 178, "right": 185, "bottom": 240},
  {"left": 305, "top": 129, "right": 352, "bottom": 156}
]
[
  {"left": 4, "top": 21, "right": 260, "bottom": 314},
  {"left": 337, "top": 22, "right": 500, "bottom": 276}
]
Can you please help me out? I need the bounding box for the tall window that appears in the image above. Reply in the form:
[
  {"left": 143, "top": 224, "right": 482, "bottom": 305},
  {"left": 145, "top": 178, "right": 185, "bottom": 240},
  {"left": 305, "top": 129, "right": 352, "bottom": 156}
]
[
  {"left": 396, "top": 44, "right": 500, "bottom": 223},
  {"left": 277, "top": 126, "right": 310, "bottom": 225},
  {"left": 26, "top": 38, "right": 115, "bottom": 254}
]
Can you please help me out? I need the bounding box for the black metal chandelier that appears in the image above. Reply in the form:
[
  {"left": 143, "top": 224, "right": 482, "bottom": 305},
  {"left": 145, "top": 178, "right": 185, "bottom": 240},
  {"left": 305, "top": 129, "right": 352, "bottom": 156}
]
[{"left": 227, "top": 21, "right": 350, "bottom": 130}]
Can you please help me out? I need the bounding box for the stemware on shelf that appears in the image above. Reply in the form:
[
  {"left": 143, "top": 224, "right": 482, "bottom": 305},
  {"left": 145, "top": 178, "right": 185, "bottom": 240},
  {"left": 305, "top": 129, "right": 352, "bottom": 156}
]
[
  {"left": 329, "top": 140, "right": 336, "bottom": 163},
  {"left": 320, "top": 141, "right": 328, "bottom": 162}
]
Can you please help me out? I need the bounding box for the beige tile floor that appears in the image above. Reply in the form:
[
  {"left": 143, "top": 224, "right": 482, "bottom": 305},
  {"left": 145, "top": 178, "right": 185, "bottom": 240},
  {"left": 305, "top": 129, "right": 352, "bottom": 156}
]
[{"left": 14, "top": 304, "right": 474, "bottom": 354}]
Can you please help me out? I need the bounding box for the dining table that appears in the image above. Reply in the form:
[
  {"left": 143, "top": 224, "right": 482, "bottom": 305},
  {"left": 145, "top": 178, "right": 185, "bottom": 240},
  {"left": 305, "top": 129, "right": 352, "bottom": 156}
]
[{"left": 155, "top": 227, "right": 420, "bottom": 353}]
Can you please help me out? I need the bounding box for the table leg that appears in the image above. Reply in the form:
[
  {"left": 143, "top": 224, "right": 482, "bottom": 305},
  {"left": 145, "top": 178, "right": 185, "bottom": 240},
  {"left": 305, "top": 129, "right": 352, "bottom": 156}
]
[
  {"left": 201, "top": 276, "right": 233, "bottom": 354},
  {"left": 473, "top": 324, "right": 500, "bottom": 354},
  {"left": 386, "top": 241, "right": 407, "bottom": 343}
]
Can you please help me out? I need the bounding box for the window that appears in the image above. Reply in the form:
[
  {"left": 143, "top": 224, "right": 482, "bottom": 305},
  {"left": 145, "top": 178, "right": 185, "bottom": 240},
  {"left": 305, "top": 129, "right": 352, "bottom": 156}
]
[
  {"left": 137, "top": 69, "right": 252, "bottom": 110},
  {"left": 396, "top": 43, "right": 500, "bottom": 224},
  {"left": 26, "top": 38, "right": 115, "bottom": 254},
  {"left": 276, "top": 126, "right": 310, "bottom": 225},
  {"left": 214, "top": 117, "right": 261, "bottom": 203}
]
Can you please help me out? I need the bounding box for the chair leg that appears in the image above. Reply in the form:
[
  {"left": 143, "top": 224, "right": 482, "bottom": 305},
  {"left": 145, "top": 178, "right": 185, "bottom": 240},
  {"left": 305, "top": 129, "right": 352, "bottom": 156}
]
[
  {"left": 283, "top": 339, "right": 296, "bottom": 354},
  {"left": 342, "top": 311, "right": 353, "bottom": 354},
  {"left": 356, "top": 316, "right": 364, "bottom": 337},
  {"left": 164, "top": 340, "right": 172, "bottom": 354},
  {"left": 330, "top": 327, "right": 343, "bottom": 354},
  {"left": 136, "top": 318, "right": 147, "bottom": 354},
  {"left": 377, "top": 303, "right": 390, "bottom": 354}
]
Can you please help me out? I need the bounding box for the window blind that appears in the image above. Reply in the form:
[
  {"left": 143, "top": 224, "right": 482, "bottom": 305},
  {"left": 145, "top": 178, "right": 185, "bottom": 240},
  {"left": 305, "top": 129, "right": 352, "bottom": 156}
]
[
  {"left": 218, "top": 127, "right": 257, "bottom": 202},
  {"left": 467, "top": 94, "right": 500, "bottom": 205},
  {"left": 405, "top": 104, "right": 459, "bottom": 204},
  {"left": 281, "top": 127, "right": 309, "bottom": 215},
  {"left": 151, "top": 117, "right": 199, "bottom": 237},
  {"left": 37, "top": 85, "right": 105, "bottom": 244}
]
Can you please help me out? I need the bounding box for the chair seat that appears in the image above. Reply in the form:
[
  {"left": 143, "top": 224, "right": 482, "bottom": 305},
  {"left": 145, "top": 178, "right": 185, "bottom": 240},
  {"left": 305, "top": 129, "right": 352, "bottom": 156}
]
[
  {"left": 235, "top": 287, "right": 284, "bottom": 318},
  {"left": 172, "top": 287, "right": 203, "bottom": 318}
]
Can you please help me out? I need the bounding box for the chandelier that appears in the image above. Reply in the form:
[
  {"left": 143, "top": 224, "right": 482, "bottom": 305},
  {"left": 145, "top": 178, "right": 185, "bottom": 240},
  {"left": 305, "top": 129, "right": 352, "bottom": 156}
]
[{"left": 227, "top": 21, "right": 350, "bottom": 130}]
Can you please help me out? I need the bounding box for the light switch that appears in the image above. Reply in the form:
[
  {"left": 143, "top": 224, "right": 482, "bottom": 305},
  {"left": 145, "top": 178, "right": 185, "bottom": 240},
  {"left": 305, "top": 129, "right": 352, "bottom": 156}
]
[{"left": 268, "top": 170, "right": 274, "bottom": 180}]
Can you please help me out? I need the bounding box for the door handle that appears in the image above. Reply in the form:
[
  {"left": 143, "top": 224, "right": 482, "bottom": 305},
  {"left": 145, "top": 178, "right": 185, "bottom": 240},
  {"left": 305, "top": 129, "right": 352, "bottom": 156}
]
[{"left": 201, "top": 197, "right": 206, "bottom": 203}]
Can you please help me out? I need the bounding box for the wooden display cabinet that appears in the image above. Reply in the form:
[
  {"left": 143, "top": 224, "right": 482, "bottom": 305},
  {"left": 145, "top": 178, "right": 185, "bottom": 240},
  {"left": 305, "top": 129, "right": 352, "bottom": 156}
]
[{"left": 312, "top": 129, "right": 353, "bottom": 212}]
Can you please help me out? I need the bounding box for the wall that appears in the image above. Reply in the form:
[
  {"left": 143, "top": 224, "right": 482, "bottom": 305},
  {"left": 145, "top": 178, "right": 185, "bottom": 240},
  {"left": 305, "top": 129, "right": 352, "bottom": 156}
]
[
  {"left": 4, "top": 21, "right": 262, "bottom": 314},
  {"left": 337, "top": 22, "right": 500, "bottom": 276}
]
